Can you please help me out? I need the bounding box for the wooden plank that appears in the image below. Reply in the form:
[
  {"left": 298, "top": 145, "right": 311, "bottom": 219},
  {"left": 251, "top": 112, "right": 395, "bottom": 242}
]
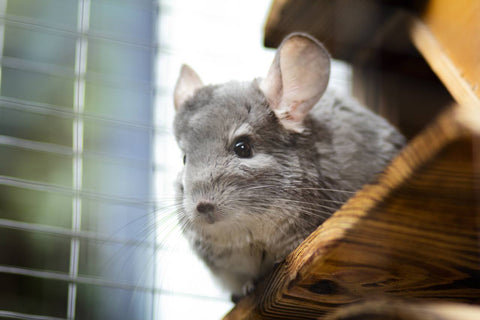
[
  {"left": 263, "top": 0, "right": 393, "bottom": 60},
  {"left": 413, "top": 0, "right": 480, "bottom": 102},
  {"left": 223, "top": 103, "right": 480, "bottom": 319},
  {"left": 409, "top": 15, "right": 480, "bottom": 107},
  {"left": 325, "top": 301, "right": 480, "bottom": 320}
]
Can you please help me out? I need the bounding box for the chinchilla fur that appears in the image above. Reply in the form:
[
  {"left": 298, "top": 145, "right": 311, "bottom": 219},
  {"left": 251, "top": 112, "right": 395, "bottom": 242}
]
[{"left": 173, "top": 33, "right": 405, "bottom": 298}]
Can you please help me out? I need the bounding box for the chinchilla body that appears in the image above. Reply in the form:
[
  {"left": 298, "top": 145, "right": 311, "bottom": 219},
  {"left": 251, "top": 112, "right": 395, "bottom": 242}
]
[{"left": 173, "top": 33, "right": 405, "bottom": 296}]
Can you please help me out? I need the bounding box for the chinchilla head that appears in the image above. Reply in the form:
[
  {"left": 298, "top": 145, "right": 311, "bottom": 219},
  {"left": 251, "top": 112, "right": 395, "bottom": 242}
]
[{"left": 173, "top": 33, "right": 337, "bottom": 245}]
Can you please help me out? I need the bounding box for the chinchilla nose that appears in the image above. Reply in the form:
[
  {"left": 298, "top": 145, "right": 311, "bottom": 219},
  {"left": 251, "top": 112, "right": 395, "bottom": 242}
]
[{"left": 196, "top": 201, "right": 215, "bottom": 215}]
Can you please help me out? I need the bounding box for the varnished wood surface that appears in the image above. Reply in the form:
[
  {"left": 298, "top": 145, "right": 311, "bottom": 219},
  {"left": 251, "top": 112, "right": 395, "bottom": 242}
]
[
  {"left": 325, "top": 301, "right": 480, "bottom": 320},
  {"left": 416, "top": 0, "right": 480, "bottom": 101},
  {"left": 263, "top": 0, "right": 397, "bottom": 61},
  {"left": 223, "top": 103, "right": 480, "bottom": 319},
  {"left": 409, "top": 15, "right": 480, "bottom": 107}
]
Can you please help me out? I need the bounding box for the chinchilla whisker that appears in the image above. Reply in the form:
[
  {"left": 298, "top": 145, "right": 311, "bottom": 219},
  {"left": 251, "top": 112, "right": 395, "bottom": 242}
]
[
  {"left": 156, "top": 222, "right": 183, "bottom": 248},
  {"left": 126, "top": 206, "right": 182, "bottom": 245},
  {"left": 236, "top": 183, "right": 356, "bottom": 195},
  {"left": 96, "top": 218, "right": 180, "bottom": 287},
  {"left": 233, "top": 187, "right": 354, "bottom": 207},
  {"left": 116, "top": 195, "right": 180, "bottom": 208},
  {"left": 154, "top": 224, "right": 193, "bottom": 291},
  {"left": 118, "top": 209, "right": 182, "bottom": 256},
  {"left": 103, "top": 206, "right": 182, "bottom": 269},
  {"left": 270, "top": 195, "right": 343, "bottom": 211},
  {"left": 229, "top": 205, "right": 335, "bottom": 224},
  {"left": 253, "top": 210, "right": 326, "bottom": 232},
  {"left": 178, "top": 215, "right": 195, "bottom": 235},
  {"left": 153, "top": 210, "right": 180, "bottom": 234},
  {"left": 232, "top": 197, "right": 341, "bottom": 215},
  {"left": 290, "top": 187, "right": 356, "bottom": 194},
  {"left": 278, "top": 199, "right": 342, "bottom": 212},
  {"left": 240, "top": 203, "right": 335, "bottom": 223},
  {"left": 247, "top": 203, "right": 334, "bottom": 219},
  {"left": 102, "top": 206, "right": 176, "bottom": 247}
]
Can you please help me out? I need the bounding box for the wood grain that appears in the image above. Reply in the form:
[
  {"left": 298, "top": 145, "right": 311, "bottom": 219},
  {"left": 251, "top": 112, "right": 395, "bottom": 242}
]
[
  {"left": 224, "top": 103, "right": 480, "bottom": 319},
  {"left": 415, "top": 0, "right": 480, "bottom": 101},
  {"left": 325, "top": 301, "right": 480, "bottom": 320},
  {"left": 409, "top": 16, "right": 480, "bottom": 107}
]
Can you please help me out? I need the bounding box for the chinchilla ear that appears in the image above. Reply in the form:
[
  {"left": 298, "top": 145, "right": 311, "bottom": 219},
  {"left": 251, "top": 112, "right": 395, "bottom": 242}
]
[
  {"left": 260, "top": 33, "right": 331, "bottom": 132},
  {"left": 174, "top": 64, "right": 203, "bottom": 110}
]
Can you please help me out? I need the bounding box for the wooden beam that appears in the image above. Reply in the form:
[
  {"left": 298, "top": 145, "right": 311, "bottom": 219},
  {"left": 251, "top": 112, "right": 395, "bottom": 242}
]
[
  {"left": 224, "top": 103, "right": 480, "bottom": 319},
  {"left": 409, "top": 15, "right": 480, "bottom": 107},
  {"left": 325, "top": 301, "right": 480, "bottom": 320},
  {"left": 263, "top": 0, "right": 393, "bottom": 61},
  {"left": 411, "top": 0, "right": 480, "bottom": 103}
]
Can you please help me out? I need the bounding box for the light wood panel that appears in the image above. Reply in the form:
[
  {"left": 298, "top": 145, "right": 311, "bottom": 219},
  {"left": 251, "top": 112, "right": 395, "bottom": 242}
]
[
  {"left": 409, "top": 16, "right": 480, "bottom": 107},
  {"left": 415, "top": 0, "right": 480, "bottom": 102},
  {"left": 325, "top": 301, "right": 480, "bottom": 320}
]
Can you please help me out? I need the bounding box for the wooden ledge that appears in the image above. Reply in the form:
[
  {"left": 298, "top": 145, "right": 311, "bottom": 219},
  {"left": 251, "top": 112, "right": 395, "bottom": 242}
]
[
  {"left": 410, "top": 0, "right": 480, "bottom": 104},
  {"left": 325, "top": 301, "right": 480, "bottom": 320},
  {"left": 409, "top": 15, "right": 480, "bottom": 108},
  {"left": 224, "top": 103, "right": 480, "bottom": 319}
]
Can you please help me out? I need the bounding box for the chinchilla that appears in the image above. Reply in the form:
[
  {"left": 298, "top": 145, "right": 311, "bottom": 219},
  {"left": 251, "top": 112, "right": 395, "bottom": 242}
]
[{"left": 172, "top": 33, "right": 405, "bottom": 300}]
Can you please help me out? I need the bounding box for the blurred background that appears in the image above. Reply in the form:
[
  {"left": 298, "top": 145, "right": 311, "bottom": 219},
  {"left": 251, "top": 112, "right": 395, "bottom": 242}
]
[{"left": 0, "top": 0, "right": 351, "bottom": 319}]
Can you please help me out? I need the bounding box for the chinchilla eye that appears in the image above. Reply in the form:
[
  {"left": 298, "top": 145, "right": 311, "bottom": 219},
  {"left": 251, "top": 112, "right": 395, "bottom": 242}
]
[
  {"left": 233, "top": 137, "right": 252, "bottom": 158},
  {"left": 183, "top": 155, "right": 186, "bottom": 164}
]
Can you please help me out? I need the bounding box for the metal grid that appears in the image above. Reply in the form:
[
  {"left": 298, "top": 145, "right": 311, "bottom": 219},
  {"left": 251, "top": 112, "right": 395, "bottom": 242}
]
[{"left": 0, "top": 0, "right": 158, "bottom": 319}]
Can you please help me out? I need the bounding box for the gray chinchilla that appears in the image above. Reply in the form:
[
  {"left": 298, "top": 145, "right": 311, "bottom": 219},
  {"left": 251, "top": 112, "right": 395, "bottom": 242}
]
[{"left": 172, "top": 33, "right": 405, "bottom": 300}]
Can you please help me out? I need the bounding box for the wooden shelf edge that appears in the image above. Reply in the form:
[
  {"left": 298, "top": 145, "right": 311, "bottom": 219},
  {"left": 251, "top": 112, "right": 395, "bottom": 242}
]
[
  {"left": 324, "top": 301, "right": 480, "bottom": 320},
  {"left": 408, "top": 15, "right": 480, "bottom": 107}
]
